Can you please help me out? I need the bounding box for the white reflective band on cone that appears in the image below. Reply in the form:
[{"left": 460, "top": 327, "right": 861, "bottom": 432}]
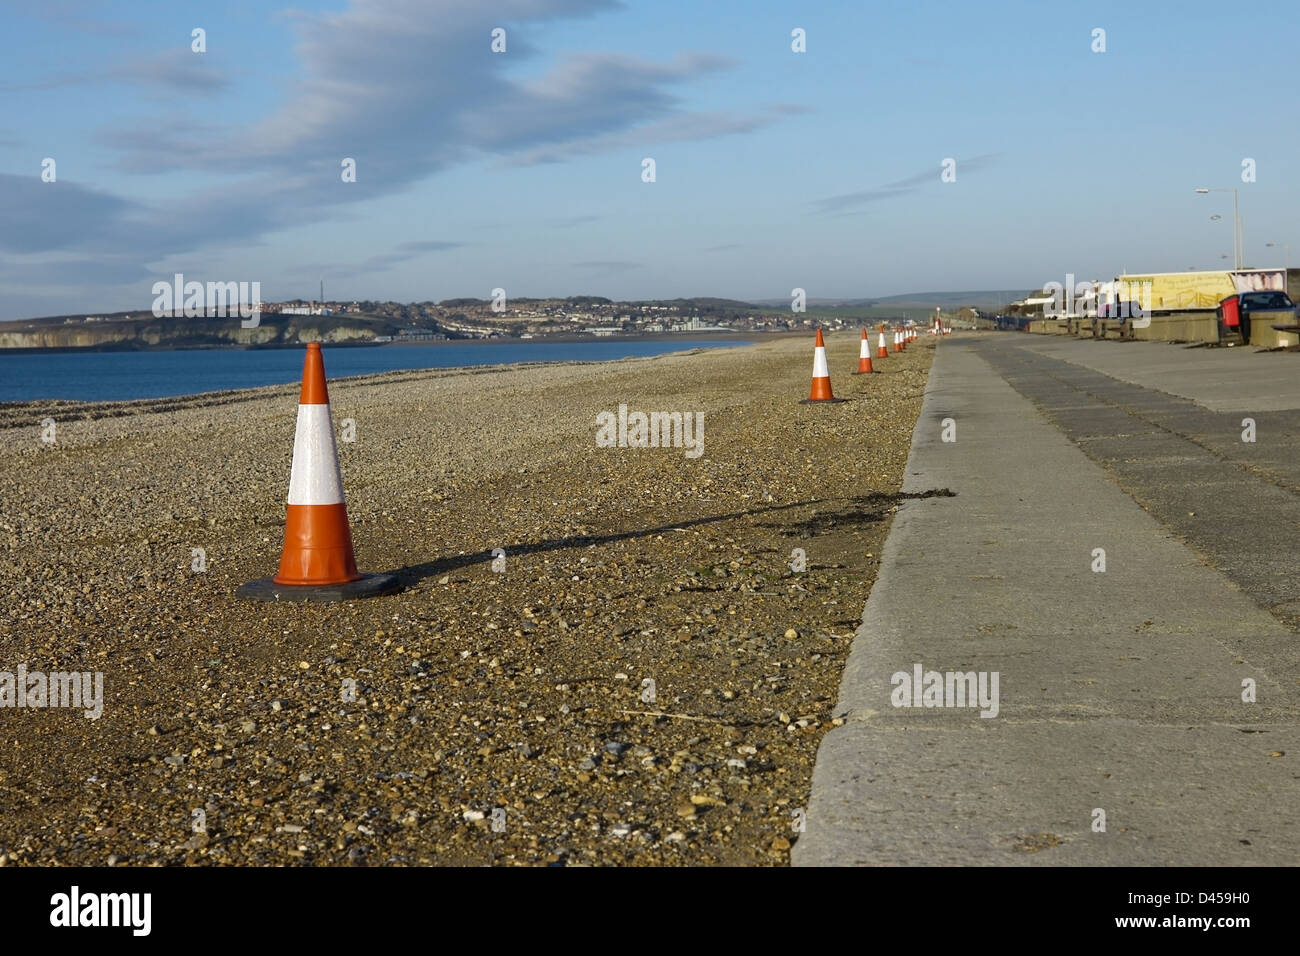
[
  {"left": 860, "top": 338, "right": 870, "bottom": 357},
  {"left": 812, "top": 347, "right": 829, "bottom": 379},
  {"left": 287, "top": 403, "right": 345, "bottom": 505}
]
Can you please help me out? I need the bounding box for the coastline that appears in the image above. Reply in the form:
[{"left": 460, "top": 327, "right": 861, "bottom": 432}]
[
  {"left": 383, "top": 331, "right": 781, "bottom": 347},
  {"left": 0, "top": 330, "right": 786, "bottom": 356}
]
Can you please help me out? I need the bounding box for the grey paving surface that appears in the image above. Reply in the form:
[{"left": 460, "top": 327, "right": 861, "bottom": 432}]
[
  {"left": 794, "top": 334, "right": 1300, "bottom": 866},
  {"left": 1016, "top": 336, "right": 1300, "bottom": 412},
  {"left": 978, "top": 340, "right": 1300, "bottom": 630}
]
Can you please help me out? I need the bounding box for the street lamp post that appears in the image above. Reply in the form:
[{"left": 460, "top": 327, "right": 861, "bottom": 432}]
[{"left": 1195, "top": 187, "right": 1241, "bottom": 270}]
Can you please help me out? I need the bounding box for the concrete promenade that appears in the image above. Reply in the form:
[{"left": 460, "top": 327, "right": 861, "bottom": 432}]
[{"left": 794, "top": 334, "right": 1300, "bottom": 866}]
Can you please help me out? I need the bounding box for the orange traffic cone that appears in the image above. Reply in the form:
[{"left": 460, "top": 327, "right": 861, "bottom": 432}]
[
  {"left": 800, "top": 329, "right": 846, "bottom": 404},
  {"left": 892, "top": 330, "right": 902, "bottom": 353},
  {"left": 876, "top": 328, "right": 888, "bottom": 359},
  {"left": 853, "top": 328, "right": 874, "bottom": 374},
  {"left": 238, "top": 343, "right": 400, "bottom": 602}
]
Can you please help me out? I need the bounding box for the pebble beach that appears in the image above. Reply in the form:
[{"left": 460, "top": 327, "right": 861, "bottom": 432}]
[{"left": 0, "top": 331, "right": 934, "bottom": 866}]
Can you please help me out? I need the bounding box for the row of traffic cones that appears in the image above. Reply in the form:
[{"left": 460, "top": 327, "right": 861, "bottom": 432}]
[
  {"left": 239, "top": 327, "right": 926, "bottom": 604},
  {"left": 804, "top": 326, "right": 922, "bottom": 402}
]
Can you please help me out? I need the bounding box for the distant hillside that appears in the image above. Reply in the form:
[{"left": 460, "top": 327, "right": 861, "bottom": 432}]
[
  {"left": 628, "top": 297, "right": 759, "bottom": 310},
  {"left": 866, "top": 290, "right": 1029, "bottom": 309},
  {"left": 750, "top": 290, "right": 1030, "bottom": 310},
  {"left": 432, "top": 296, "right": 757, "bottom": 311},
  {"left": 0, "top": 312, "right": 400, "bottom": 350}
]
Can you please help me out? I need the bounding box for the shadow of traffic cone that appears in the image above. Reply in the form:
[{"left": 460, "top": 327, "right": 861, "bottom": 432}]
[
  {"left": 877, "top": 328, "right": 888, "bottom": 359},
  {"left": 853, "top": 328, "right": 875, "bottom": 374},
  {"left": 800, "top": 329, "right": 847, "bottom": 404},
  {"left": 237, "top": 343, "right": 401, "bottom": 602}
]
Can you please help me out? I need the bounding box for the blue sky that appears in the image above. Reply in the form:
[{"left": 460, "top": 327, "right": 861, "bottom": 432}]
[{"left": 1, "top": 0, "right": 1297, "bottom": 319}]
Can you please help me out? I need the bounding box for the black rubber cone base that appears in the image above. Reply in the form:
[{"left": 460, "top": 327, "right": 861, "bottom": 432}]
[
  {"left": 851, "top": 370, "right": 879, "bottom": 375},
  {"left": 237, "top": 572, "right": 401, "bottom": 603},
  {"left": 799, "top": 397, "right": 848, "bottom": 404}
]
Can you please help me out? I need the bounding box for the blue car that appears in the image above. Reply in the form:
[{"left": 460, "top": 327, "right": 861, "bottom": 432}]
[{"left": 1237, "top": 290, "right": 1292, "bottom": 343}]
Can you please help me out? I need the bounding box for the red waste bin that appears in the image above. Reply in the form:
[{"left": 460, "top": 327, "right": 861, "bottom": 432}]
[{"left": 1220, "top": 294, "right": 1240, "bottom": 328}]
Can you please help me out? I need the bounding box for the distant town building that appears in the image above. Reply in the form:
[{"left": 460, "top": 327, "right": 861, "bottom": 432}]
[
  {"left": 672, "top": 316, "right": 730, "bottom": 332},
  {"left": 396, "top": 328, "right": 444, "bottom": 341}
]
